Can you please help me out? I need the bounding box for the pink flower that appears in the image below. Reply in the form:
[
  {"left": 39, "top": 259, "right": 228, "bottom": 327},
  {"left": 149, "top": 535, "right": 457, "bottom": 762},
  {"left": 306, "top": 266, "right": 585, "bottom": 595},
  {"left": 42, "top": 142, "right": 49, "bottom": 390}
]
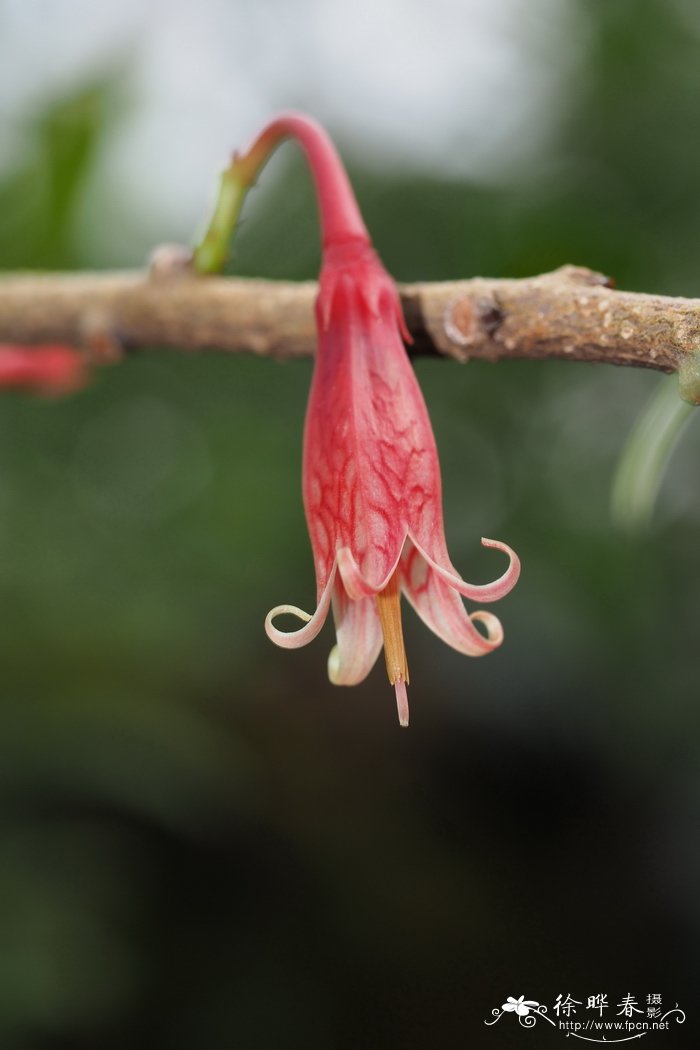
[
  {"left": 253, "top": 115, "right": 520, "bottom": 726},
  {"left": 0, "top": 344, "right": 86, "bottom": 396}
]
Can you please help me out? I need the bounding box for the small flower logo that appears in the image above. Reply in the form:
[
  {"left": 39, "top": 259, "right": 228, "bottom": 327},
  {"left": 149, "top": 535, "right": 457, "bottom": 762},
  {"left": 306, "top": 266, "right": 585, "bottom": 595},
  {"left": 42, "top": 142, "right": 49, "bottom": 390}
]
[{"left": 502, "top": 996, "right": 540, "bottom": 1017}]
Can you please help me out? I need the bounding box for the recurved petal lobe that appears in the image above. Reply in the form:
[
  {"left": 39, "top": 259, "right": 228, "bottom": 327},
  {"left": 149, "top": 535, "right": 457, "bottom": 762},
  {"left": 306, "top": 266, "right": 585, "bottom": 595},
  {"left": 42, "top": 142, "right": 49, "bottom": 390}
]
[
  {"left": 400, "top": 538, "right": 505, "bottom": 657},
  {"left": 327, "top": 580, "right": 384, "bottom": 685}
]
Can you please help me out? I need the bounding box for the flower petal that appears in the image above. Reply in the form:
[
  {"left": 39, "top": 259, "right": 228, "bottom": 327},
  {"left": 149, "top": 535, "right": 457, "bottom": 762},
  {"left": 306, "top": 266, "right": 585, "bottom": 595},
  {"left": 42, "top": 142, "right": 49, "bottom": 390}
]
[
  {"left": 303, "top": 245, "right": 432, "bottom": 595},
  {"left": 401, "top": 541, "right": 504, "bottom": 657},
  {"left": 327, "top": 583, "right": 383, "bottom": 685},
  {"left": 265, "top": 569, "right": 336, "bottom": 649},
  {"left": 413, "top": 535, "right": 520, "bottom": 603},
  {"left": 336, "top": 542, "right": 404, "bottom": 600},
  {"left": 336, "top": 545, "right": 378, "bottom": 600}
]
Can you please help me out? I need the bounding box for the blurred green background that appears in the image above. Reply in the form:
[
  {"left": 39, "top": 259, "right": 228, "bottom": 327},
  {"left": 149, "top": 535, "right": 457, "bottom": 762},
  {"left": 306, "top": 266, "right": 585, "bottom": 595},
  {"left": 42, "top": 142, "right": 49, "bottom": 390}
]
[{"left": 1, "top": 1, "right": 699, "bottom": 1047}]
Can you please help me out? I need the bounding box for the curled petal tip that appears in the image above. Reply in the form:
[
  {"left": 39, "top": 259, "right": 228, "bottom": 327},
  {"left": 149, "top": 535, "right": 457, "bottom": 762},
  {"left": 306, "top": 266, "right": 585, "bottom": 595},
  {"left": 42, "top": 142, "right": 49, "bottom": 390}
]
[
  {"left": 481, "top": 537, "right": 516, "bottom": 552},
  {"left": 470, "top": 610, "right": 504, "bottom": 654},
  {"left": 265, "top": 575, "right": 335, "bottom": 650},
  {"left": 479, "top": 537, "right": 521, "bottom": 596},
  {"left": 411, "top": 535, "right": 520, "bottom": 604},
  {"left": 265, "top": 603, "right": 312, "bottom": 648}
]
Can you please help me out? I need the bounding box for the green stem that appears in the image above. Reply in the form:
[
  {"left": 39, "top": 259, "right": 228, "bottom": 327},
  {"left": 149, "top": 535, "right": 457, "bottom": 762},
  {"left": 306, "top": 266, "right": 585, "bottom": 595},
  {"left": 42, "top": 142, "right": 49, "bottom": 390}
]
[
  {"left": 192, "top": 166, "right": 250, "bottom": 276},
  {"left": 192, "top": 112, "right": 369, "bottom": 276}
]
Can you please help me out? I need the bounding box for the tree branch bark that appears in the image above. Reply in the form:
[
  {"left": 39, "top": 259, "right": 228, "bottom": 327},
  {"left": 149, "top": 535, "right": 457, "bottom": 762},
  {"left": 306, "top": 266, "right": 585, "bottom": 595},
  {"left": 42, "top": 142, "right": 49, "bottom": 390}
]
[{"left": 1, "top": 264, "right": 699, "bottom": 375}]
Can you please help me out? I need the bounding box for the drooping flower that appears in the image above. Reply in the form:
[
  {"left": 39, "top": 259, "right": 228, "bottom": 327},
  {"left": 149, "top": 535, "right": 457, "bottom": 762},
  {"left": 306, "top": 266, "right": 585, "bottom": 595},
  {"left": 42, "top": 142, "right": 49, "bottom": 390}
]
[
  {"left": 193, "top": 113, "right": 520, "bottom": 726},
  {"left": 265, "top": 230, "right": 519, "bottom": 726}
]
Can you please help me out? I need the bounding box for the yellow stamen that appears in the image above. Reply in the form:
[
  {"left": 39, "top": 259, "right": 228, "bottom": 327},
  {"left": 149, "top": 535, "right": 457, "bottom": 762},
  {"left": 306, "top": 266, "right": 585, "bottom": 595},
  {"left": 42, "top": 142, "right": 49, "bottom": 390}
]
[{"left": 376, "top": 570, "right": 410, "bottom": 726}]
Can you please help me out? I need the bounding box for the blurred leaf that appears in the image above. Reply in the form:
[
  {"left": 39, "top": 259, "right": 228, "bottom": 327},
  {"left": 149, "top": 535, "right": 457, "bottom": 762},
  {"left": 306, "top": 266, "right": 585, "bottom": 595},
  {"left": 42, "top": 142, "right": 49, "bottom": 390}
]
[
  {"left": 0, "top": 79, "right": 116, "bottom": 269},
  {"left": 611, "top": 375, "right": 695, "bottom": 533}
]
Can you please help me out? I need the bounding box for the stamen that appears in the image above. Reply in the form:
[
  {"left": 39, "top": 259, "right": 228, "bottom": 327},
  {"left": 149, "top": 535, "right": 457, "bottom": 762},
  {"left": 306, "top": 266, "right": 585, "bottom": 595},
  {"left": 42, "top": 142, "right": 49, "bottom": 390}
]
[
  {"left": 376, "top": 569, "right": 410, "bottom": 726},
  {"left": 394, "top": 678, "right": 409, "bottom": 728}
]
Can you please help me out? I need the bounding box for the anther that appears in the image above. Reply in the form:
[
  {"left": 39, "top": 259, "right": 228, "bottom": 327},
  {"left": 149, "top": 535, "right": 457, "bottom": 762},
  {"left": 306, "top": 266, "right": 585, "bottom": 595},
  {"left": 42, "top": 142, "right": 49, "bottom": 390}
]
[{"left": 376, "top": 569, "right": 410, "bottom": 726}]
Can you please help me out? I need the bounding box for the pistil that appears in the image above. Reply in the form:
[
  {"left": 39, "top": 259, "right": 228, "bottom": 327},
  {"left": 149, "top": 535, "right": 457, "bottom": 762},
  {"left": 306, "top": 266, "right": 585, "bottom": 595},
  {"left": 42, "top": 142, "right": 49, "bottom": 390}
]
[{"left": 376, "top": 570, "right": 410, "bottom": 726}]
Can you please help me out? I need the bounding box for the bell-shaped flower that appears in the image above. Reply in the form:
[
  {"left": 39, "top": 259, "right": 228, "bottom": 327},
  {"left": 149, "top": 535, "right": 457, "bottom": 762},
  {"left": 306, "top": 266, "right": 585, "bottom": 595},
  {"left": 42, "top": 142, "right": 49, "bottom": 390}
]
[
  {"left": 266, "top": 233, "right": 519, "bottom": 726},
  {"left": 193, "top": 112, "right": 520, "bottom": 725}
]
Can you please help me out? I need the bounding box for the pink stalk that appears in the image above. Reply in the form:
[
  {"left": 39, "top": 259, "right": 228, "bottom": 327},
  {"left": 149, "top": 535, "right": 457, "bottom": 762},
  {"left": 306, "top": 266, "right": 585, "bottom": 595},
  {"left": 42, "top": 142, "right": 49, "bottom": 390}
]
[{"left": 233, "top": 114, "right": 369, "bottom": 248}]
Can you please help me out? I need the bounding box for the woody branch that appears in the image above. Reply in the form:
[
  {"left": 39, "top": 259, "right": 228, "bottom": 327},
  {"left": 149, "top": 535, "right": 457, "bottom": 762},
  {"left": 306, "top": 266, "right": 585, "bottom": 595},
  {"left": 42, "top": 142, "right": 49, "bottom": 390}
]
[{"left": 1, "top": 263, "right": 699, "bottom": 377}]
